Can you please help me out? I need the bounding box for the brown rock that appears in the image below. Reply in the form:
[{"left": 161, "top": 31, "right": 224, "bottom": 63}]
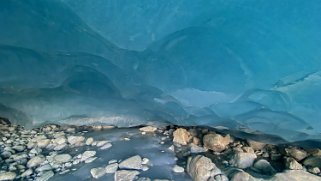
[
  {"left": 247, "top": 140, "right": 266, "bottom": 151},
  {"left": 187, "top": 155, "right": 227, "bottom": 181},
  {"left": 285, "top": 147, "right": 308, "bottom": 161},
  {"left": 285, "top": 157, "right": 303, "bottom": 170},
  {"left": 203, "top": 133, "right": 232, "bottom": 152},
  {"left": 173, "top": 128, "right": 192, "bottom": 145}
]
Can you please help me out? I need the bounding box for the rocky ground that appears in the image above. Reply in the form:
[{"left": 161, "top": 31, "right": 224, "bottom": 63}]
[{"left": 0, "top": 117, "right": 321, "bottom": 181}]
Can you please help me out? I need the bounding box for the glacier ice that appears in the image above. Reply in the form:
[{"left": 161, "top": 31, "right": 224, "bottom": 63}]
[{"left": 1, "top": 0, "right": 321, "bottom": 142}]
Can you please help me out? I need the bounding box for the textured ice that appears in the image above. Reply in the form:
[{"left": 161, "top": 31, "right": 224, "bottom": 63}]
[{"left": 1, "top": 0, "right": 321, "bottom": 142}]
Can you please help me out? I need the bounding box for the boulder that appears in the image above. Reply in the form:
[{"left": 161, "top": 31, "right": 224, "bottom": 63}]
[
  {"left": 303, "top": 156, "right": 321, "bottom": 168},
  {"left": 203, "top": 133, "right": 232, "bottom": 152},
  {"left": 173, "top": 128, "right": 192, "bottom": 145},
  {"left": 253, "top": 159, "right": 276, "bottom": 175},
  {"left": 187, "top": 155, "right": 227, "bottom": 181},
  {"left": 285, "top": 147, "right": 308, "bottom": 161},
  {"left": 247, "top": 140, "right": 266, "bottom": 151},
  {"left": 285, "top": 157, "right": 303, "bottom": 170},
  {"left": 230, "top": 151, "right": 257, "bottom": 169}
]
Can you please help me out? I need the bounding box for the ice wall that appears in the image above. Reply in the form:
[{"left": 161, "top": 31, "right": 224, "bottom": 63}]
[{"left": 1, "top": 0, "right": 321, "bottom": 142}]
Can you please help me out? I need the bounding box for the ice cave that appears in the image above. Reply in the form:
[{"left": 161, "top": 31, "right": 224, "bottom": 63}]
[{"left": 1, "top": 0, "right": 321, "bottom": 181}]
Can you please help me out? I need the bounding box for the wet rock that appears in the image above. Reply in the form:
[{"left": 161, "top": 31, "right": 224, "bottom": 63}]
[
  {"left": 85, "top": 137, "right": 94, "bottom": 145},
  {"left": 52, "top": 137, "right": 66, "bottom": 145},
  {"left": 272, "top": 170, "right": 321, "bottom": 181},
  {"left": 96, "top": 141, "right": 109, "bottom": 147},
  {"left": 0, "top": 117, "right": 10, "bottom": 125},
  {"left": 67, "top": 136, "right": 85, "bottom": 145},
  {"left": 307, "top": 167, "right": 320, "bottom": 175},
  {"left": 37, "top": 139, "right": 50, "bottom": 148},
  {"left": 27, "top": 155, "right": 45, "bottom": 168},
  {"left": 21, "top": 169, "right": 33, "bottom": 177},
  {"left": 84, "top": 157, "right": 97, "bottom": 163},
  {"left": 0, "top": 172, "right": 16, "bottom": 181},
  {"left": 172, "top": 165, "right": 184, "bottom": 173},
  {"left": 53, "top": 143, "right": 66, "bottom": 151},
  {"left": 105, "top": 163, "right": 118, "bottom": 173},
  {"left": 173, "top": 128, "right": 192, "bottom": 145},
  {"left": 247, "top": 140, "right": 266, "bottom": 151},
  {"left": 303, "top": 156, "right": 321, "bottom": 168},
  {"left": 90, "top": 167, "right": 106, "bottom": 179},
  {"left": 230, "top": 151, "right": 257, "bottom": 169},
  {"left": 230, "top": 170, "right": 255, "bottom": 181},
  {"left": 285, "top": 157, "right": 303, "bottom": 170},
  {"left": 12, "top": 145, "right": 25, "bottom": 152},
  {"left": 285, "top": 147, "right": 308, "bottom": 161},
  {"left": 81, "top": 151, "right": 96, "bottom": 162},
  {"left": 100, "top": 143, "right": 112, "bottom": 150},
  {"left": 203, "top": 133, "right": 232, "bottom": 152},
  {"left": 190, "top": 143, "right": 207, "bottom": 153},
  {"left": 253, "top": 159, "right": 276, "bottom": 175},
  {"left": 139, "top": 126, "right": 157, "bottom": 133},
  {"left": 36, "top": 170, "right": 54, "bottom": 181},
  {"left": 187, "top": 155, "right": 226, "bottom": 181},
  {"left": 142, "top": 158, "right": 150, "bottom": 165},
  {"left": 119, "top": 155, "right": 143, "bottom": 170},
  {"left": 36, "top": 164, "right": 52, "bottom": 172},
  {"left": 114, "top": 170, "right": 140, "bottom": 181},
  {"left": 53, "top": 154, "right": 72, "bottom": 164}
]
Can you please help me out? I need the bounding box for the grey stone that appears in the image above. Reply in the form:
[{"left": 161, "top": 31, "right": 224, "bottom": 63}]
[
  {"left": 119, "top": 155, "right": 143, "bottom": 170},
  {"left": 114, "top": 170, "right": 140, "bottom": 181},
  {"left": 105, "top": 163, "right": 118, "bottom": 173},
  {"left": 90, "top": 167, "right": 106, "bottom": 179}
]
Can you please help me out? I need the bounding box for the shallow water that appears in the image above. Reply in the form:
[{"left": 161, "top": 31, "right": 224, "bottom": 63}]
[{"left": 51, "top": 128, "right": 191, "bottom": 181}]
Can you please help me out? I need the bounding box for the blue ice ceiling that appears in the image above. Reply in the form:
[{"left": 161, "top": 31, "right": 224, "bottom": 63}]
[{"left": 1, "top": 0, "right": 321, "bottom": 142}]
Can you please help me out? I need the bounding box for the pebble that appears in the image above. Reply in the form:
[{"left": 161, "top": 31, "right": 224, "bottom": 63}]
[{"left": 172, "top": 165, "right": 184, "bottom": 173}]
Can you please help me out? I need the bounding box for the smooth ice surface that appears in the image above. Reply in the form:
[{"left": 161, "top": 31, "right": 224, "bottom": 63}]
[{"left": 1, "top": 0, "right": 321, "bottom": 142}]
